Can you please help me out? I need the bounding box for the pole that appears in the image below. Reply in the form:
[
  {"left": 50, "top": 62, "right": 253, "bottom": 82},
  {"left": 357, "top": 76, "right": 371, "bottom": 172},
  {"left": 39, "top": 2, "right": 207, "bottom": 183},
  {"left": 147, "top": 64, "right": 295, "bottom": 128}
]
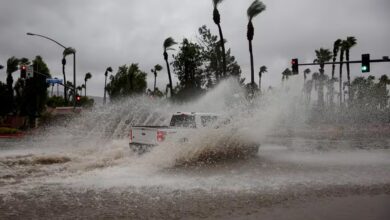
[
  {"left": 26, "top": 33, "right": 77, "bottom": 108},
  {"left": 297, "top": 59, "right": 390, "bottom": 66}
]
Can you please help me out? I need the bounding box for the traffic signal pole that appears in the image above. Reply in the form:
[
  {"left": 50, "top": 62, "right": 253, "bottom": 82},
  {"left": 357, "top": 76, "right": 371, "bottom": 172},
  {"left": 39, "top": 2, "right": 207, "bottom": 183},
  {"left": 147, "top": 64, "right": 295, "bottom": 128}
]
[{"left": 296, "top": 58, "right": 390, "bottom": 67}]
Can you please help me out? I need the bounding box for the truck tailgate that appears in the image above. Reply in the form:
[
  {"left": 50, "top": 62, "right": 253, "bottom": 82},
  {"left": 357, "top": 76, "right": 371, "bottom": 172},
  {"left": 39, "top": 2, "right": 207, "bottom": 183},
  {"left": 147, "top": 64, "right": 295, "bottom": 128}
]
[{"left": 131, "top": 127, "right": 157, "bottom": 145}]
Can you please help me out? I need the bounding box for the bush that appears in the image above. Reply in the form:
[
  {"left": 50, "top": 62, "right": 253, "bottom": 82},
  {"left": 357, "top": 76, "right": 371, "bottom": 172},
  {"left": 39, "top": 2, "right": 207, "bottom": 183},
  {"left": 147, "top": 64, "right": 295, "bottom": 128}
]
[
  {"left": 0, "top": 127, "right": 19, "bottom": 134},
  {"left": 47, "top": 96, "right": 67, "bottom": 108}
]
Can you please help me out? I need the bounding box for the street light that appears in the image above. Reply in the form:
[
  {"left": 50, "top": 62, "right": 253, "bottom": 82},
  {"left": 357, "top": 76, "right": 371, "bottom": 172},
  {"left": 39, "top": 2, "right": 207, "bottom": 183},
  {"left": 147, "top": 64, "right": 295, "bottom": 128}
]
[
  {"left": 104, "top": 66, "right": 113, "bottom": 105},
  {"left": 26, "top": 32, "right": 77, "bottom": 109}
]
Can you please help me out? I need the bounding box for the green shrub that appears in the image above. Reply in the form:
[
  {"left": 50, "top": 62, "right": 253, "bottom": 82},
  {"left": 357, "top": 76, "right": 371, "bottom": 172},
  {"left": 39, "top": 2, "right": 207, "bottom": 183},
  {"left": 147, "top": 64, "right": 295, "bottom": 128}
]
[{"left": 0, "top": 127, "right": 19, "bottom": 134}]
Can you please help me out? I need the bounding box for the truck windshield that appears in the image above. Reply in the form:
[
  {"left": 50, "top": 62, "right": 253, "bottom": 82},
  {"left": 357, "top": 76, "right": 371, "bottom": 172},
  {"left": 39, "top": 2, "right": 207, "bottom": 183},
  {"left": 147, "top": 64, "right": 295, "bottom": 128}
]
[{"left": 170, "top": 115, "right": 196, "bottom": 128}]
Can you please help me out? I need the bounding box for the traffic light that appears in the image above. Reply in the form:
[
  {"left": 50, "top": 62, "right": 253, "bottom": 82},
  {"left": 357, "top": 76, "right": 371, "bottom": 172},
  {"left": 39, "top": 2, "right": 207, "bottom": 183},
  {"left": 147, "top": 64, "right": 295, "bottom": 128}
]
[
  {"left": 361, "top": 54, "right": 370, "bottom": 73},
  {"left": 291, "top": 58, "right": 299, "bottom": 74},
  {"left": 20, "top": 65, "right": 27, "bottom": 78},
  {"left": 76, "top": 95, "right": 81, "bottom": 102}
]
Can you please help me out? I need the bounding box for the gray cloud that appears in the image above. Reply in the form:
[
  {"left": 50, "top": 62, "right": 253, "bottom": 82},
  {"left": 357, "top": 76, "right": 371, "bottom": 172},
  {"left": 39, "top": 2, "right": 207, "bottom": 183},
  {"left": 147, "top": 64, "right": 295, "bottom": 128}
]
[{"left": 1, "top": 0, "right": 389, "bottom": 96}]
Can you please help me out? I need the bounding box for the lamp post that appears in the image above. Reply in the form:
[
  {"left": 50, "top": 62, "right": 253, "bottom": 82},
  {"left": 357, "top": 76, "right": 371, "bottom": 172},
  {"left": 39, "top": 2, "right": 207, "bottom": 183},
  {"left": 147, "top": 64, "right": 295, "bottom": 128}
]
[
  {"left": 103, "top": 67, "right": 112, "bottom": 105},
  {"left": 26, "top": 32, "right": 77, "bottom": 109}
]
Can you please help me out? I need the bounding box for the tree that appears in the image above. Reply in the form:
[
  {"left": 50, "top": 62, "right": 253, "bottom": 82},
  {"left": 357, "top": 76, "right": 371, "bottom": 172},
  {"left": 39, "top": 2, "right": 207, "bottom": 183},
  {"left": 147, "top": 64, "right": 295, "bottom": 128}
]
[
  {"left": 303, "top": 68, "right": 311, "bottom": 83},
  {"left": 304, "top": 79, "right": 314, "bottom": 104},
  {"left": 329, "top": 39, "right": 342, "bottom": 107},
  {"left": 163, "top": 37, "right": 177, "bottom": 96},
  {"left": 212, "top": 0, "right": 227, "bottom": 77},
  {"left": 106, "top": 63, "right": 147, "bottom": 100},
  {"left": 66, "top": 81, "right": 75, "bottom": 102},
  {"left": 258, "top": 65, "right": 267, "bottom": 92},
  {"left": 247, "top": 0, "right": 266, "bottom": 88},
  {"left": 282, "top": 68, "right": 292, "bottom": 81},
  {"left": 345, "top": 36, "right": 357, "bottom": 87},
  {"left": 314, "top": 48, "right": 333, "bottom": 107},
  {"left": 312, "top": 72, "right": 320, "bottom": 91},
  {"left": 0, "top": 82, "right": 9, "bottom": 115},
  {"left": 5, "top": 57, "right": 19, "bottom": 113},
  {"left": 15, "top": 55, "right": 51, "bottom": 126},
  {"left": 339, "top": 40, "right": 349, "bottom": 105},
  {"left": 151, "top": 64, "right": 163, "bottom": 92},
  {"left": 63, "top": 48, "right": 75, "bottom": 102},
  {"left": 197, "top": 25, "right": 242, "bottom": 87},
  {"left": 172, "top": 38, "right": 204, "bottom": 100},
  {"left": 331, "top": 39, "right": 342, "bottom": 79},
  {"left": 378, "top": 75, "right": 390, "bottom": 109},
  {"left": 84, "top": 72, "right": 92, "bottom": 96},
  {"left": 76, "top": 85, "right": 83, "bottom": 95},
  {"left": 81, "top": 84, "right": 85, "bottom": 95}
]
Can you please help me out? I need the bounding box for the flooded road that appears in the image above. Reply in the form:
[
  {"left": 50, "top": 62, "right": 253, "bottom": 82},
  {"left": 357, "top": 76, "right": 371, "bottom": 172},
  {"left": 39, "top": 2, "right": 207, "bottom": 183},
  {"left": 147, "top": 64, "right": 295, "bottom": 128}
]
[{"left": 1, "top": 136, "right": 389, "bottom": 219}]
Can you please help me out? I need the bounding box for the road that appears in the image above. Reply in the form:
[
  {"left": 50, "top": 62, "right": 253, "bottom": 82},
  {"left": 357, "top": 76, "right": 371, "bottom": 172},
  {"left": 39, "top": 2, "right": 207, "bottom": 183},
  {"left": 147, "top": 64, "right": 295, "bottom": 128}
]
[{"left": 1, "top": 136, "right": 390, "bottom": 219}]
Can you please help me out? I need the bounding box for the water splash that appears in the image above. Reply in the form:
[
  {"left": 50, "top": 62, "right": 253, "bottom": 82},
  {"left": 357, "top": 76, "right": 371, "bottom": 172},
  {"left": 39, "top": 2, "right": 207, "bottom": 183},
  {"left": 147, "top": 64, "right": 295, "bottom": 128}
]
[{"left": 0, "top": 78, "right": 389, "bottom": 193}]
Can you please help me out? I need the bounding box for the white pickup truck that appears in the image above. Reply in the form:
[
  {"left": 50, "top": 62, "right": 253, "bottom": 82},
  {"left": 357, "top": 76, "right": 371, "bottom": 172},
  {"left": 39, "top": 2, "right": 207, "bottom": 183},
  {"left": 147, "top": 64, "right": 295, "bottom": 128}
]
[
  {"left": 129, "top": 112, "right": 221, "bottom": 153},
  {"left": 129, "top": 112, "right": 259, "bottom": 156}
]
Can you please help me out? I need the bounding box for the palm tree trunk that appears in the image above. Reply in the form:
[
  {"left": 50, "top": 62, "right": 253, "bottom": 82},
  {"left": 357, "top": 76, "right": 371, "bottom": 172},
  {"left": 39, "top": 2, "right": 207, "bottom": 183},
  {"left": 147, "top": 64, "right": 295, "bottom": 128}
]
[
  {"left": 103, "top": 75, "right": 107, "bottom": 105},
  {"left": 217, "top": 23, "right": 226, "bottom": 77},
  {"left": 330, "top": 57, "right": 337, "bottom": 108},
  {"left": 62, "top": 60, "right": 67, "bottom": 103},
  {"left": 84, "top": 80, "right": 87, "bottom": 97},
  {"left": 346, "top": 50, "right": 351, "bottom": 105},
  {"left": 339, "top": 54, "right": 344, "bottom": 106},
  {"left": 165, "top": 58, "right": 173, "bottom": 96},
  {"left": 346, "top": 50, "right": 351, "bottom": 86},
  {"left": 249, "top": 40, "right": 254, "bottom": 86},
  {"left": 318, "top": 70, "right": 325, "bottom": 108},
  {"left": 259, "top": 73, "right": 262, "bottom": 93},
  {"left": 154, "top": 74, "right": 157, "bottom": 92}
]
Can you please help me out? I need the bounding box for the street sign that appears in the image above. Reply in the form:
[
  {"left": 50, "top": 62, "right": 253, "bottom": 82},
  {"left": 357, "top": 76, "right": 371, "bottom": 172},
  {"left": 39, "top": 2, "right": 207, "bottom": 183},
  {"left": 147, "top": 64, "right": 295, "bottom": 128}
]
[
  {"left": 46, "top": 78, "right": 63, "bottom": 85},
  {"left": 27, "top": 66, "right": 34, "bottom": 78}
]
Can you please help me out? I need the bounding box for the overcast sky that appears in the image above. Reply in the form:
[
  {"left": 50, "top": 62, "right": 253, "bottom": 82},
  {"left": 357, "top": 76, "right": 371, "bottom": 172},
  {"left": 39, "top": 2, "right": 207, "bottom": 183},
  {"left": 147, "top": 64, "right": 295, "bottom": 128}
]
[{"left": 1, "top": 0, "right": 389, "bottom": 97}]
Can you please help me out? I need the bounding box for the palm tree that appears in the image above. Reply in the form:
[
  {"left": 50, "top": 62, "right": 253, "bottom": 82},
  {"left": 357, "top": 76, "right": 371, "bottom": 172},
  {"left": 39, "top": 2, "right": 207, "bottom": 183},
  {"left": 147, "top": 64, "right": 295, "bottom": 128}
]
[
  {"left": 6, "top": 57, "right": 19, "bottom": 111},
  {"left": 66, "top": 81, "right": 74, "bottom": 102},
  {"left": 345, "top": 36, "right": 357, "bottom": 87},
  {"left": 328, "top": 39, "right": 342, "bottom": 107},
  {"left": 63, "top": 48, "right": 75, "bottom": 102},
  {"left": 151, "top": 64, "right": 163, "bottom": 92},
  {"left": 81, "top": 84, "right": 85, "bottom": 96},
  {"left": 378, "top": 75, "right": 390, "bottom": 109},
  {"left": 258, "top": 65, "right": 267, "bottom": 92},
  {"left": 339, "top": 40, "right": 349, "bottom": 106},
  {"left": 76, "top": 85, "right": 82, "bottom": 96},
  {"left": 331, "top": 39, "right": 342, "bottom": 79},
  {"left": 247, "top": 0, "right": 266, "bottom": 88},
  {"left": 103, "top": 67, "right": 113, "bottom": 105},
  {"left": 282, "top": 68, "right": 292, "bottom": 81},
  {"left": 212, "top": 0, "right": 227, "bottom": 77},
  {"left": 163, "top": 37, "right": 177, "bottom": 96},
  {"left": 303, "top": 68, "right": 311, "bottom": 84},
  {"left": 314, "top": 48, "right": 333, "bottom": 107},
  {"left": 84, "top": 72, "right": 92, "bottom": 97}
]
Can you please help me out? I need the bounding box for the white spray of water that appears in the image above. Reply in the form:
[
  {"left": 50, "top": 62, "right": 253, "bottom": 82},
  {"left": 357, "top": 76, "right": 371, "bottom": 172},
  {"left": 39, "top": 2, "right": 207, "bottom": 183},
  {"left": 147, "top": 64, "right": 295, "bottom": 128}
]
[{"left": 1, "top": 78, "right": 389, "bottom": 193}]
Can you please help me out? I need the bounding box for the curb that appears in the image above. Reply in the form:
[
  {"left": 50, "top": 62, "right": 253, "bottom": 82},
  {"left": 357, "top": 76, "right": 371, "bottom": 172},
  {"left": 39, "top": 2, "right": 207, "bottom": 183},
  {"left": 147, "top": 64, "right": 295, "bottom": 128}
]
[{"left": 0, "top": 133, "right": 26, "bottom": 139}]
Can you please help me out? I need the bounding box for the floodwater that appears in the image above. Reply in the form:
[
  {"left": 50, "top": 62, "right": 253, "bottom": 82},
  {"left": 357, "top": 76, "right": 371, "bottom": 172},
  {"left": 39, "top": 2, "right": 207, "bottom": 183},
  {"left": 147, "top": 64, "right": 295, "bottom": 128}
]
[
  {"left": 1, "top": 80, "right": 389, "bottom": 219},
  {"left": 1, "top": 136, "right": 389, "bottom": 219}
]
